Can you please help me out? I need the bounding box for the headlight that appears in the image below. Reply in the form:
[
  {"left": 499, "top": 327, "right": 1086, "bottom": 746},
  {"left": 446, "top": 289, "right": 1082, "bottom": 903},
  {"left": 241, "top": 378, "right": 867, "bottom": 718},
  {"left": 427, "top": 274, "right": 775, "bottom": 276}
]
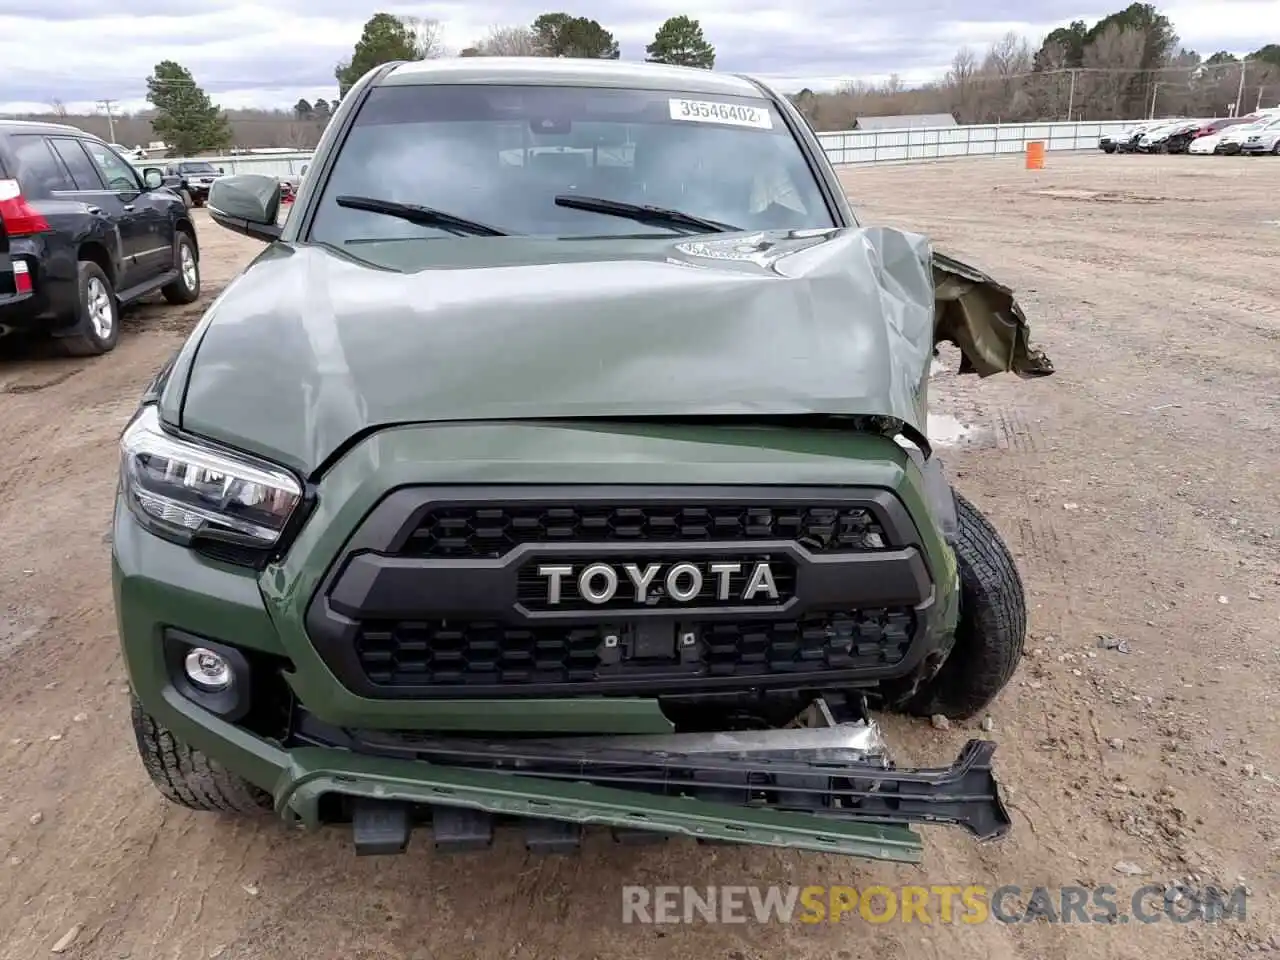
[{"left": 120, "top": 405, "right": 302, "bottom": 549}]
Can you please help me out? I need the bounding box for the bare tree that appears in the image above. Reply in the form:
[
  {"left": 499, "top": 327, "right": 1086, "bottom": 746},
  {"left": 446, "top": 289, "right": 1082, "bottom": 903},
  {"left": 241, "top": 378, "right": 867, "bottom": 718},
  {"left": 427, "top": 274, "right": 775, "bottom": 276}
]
[
  {"left": 980, "top": 31, "right": 1033, "bottom": 121},
  {"left": 984, "top": 31, "right": 1032, "bottom": 77},
  {"left": 475, "top": 24, "right": 541, "bottom": 56},
  {"left": 946, "top": 47, "right": 978, "bottom": 120},
  {"left": 1082, "top": 24, "right": 1145, "bottom": 119},
  {"left": 49, "top": 98, "right": 68, "bottom": 117},
  {"left": 402, "top": 16, "right": 447, "bottom": 59}
]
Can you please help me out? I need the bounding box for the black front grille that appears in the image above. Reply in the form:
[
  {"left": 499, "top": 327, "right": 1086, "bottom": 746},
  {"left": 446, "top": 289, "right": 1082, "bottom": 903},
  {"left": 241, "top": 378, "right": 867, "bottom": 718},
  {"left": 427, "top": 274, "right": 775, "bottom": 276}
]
[
  {"left": 308, "top": 486, "right": 932, "bottom": 700},
  {"left": 400, "top": 503, "right": 888, "bottom": 559},
  {"left": 354, "top": 609, "right": 915, "bottom": 692}
]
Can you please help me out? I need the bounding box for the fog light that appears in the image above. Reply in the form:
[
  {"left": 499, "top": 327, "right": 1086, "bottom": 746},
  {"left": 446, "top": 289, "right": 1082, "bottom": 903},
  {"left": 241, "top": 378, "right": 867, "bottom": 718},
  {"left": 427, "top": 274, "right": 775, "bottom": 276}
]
[{"left": 184, "top": 647, "right": 233, "bottom": 692}]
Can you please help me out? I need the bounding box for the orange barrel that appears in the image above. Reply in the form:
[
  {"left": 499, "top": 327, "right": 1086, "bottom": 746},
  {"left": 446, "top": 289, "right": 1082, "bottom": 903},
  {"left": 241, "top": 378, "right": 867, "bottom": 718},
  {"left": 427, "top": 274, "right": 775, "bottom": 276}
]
[{"left": 1025, "top": 141, "right": 1045, "bottom": 169}]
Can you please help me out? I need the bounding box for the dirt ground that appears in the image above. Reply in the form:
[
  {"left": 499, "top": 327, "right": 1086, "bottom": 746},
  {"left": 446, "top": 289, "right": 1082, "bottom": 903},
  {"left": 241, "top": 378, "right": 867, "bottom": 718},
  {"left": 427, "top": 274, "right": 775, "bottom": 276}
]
[{"left": 1, "top": 153, "right": 1277, "bottom": 960}]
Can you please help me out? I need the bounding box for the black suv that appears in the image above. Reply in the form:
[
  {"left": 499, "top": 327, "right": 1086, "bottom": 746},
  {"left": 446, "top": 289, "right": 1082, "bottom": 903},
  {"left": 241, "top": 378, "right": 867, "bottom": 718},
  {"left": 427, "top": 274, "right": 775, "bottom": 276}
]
[
  {"left": 0, "top": 121, "right": 201, "bottom": 355},
  {"left": 162, "top": 160, "right": 224, "bottom": 207}
]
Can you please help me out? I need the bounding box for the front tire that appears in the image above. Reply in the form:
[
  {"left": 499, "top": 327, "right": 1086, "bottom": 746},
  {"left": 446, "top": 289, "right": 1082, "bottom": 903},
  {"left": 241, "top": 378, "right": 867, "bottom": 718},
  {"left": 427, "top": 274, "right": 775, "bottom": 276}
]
[
  {"left": 900, "top": 492, "right": 1027, "bottom": 720},
  {"left": 130, "top": 693, "right": 272, "bottom": 815},
  {"left": 161, "top": 231, "right": 200, "bottom": 305},
  {"left": 61, "top": 261, "right": 121, "bottom": 356}
]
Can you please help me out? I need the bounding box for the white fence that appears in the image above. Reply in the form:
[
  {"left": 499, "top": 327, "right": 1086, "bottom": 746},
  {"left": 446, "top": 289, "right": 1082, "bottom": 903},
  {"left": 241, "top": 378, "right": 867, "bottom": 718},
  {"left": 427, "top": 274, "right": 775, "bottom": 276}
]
[
  {"left": 816, "top": 119, "right": 1133, "bottom": 165},
  {"left": 179, "top": 118, "right": 1138, "bottom": 176}
]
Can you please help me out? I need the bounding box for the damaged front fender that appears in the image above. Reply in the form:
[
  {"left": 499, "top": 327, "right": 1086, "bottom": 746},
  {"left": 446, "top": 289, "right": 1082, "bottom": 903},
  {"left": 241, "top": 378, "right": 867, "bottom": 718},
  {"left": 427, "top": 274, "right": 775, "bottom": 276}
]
[{"left": 932, "top": 250, "right": 1055, "bottom": 379}]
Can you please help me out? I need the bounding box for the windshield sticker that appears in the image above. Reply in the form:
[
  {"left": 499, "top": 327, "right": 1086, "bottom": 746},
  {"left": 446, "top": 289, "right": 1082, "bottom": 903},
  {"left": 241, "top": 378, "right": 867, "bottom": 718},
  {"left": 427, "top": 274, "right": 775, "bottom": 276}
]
[{"left": 668, "top": 99, "right": 773, "bottom": 130}]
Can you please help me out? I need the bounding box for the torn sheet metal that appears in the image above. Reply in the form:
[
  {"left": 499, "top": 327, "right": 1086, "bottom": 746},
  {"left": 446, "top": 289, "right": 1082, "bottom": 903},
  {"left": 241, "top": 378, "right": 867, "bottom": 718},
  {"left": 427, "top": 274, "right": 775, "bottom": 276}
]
[
  {"left": 932, "top": 251, "right": 1055, "bottom": 379},
  {"left": 179, "top": 226, "right": 1053, "bottom": 473}
]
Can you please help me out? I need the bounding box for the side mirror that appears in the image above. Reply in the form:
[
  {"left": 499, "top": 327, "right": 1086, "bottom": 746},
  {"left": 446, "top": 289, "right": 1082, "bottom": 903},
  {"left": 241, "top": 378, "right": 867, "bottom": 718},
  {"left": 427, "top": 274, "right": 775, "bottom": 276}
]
[
  {"left": 218, "top": 167, "right": 225, "bottom": 174},
  {"left": 208, "top": 174, "right": 283, "bottom": 242},
  {"left": 142, "top": 167, "right": 164, "bottom": 190}
]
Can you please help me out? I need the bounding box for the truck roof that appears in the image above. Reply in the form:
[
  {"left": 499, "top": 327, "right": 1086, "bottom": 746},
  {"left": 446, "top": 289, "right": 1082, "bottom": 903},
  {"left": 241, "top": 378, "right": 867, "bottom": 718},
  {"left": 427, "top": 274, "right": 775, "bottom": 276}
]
[{"left": 380, "top": 57, "right": 769, "bottom": 98}]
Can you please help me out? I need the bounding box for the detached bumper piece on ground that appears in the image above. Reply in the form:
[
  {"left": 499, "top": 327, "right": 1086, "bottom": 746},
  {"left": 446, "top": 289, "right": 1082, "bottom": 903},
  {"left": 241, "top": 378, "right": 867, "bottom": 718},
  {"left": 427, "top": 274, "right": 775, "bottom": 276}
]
[{"left": 286, "top": 698, "right": 1011, "bottom": 861}]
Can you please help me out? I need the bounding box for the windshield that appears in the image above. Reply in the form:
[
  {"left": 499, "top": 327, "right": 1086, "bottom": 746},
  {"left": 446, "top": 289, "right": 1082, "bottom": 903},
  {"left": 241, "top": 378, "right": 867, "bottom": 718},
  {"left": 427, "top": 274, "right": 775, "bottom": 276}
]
[
  {"left": 308, "top": 83, "right": 833, "bottom": 243},
  {"left": 1232, "top": 117, "right": 1278, "bottom": 133},
  {"left": 181, "top": 162, "right": 218, "bottom": 173}
]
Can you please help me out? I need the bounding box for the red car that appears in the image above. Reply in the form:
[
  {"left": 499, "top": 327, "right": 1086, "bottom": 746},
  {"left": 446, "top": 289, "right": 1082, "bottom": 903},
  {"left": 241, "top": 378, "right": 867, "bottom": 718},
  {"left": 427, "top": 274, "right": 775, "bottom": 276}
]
[{"left": 1167, "top": 116, "right": 1251, "bottom": 152}]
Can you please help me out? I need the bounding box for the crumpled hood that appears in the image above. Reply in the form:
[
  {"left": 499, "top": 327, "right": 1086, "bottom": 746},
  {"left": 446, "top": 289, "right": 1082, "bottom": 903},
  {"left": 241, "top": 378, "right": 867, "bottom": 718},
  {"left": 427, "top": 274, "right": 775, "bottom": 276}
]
[{"left": 176, "top": 226, "right": 1050, "bottom": 476}]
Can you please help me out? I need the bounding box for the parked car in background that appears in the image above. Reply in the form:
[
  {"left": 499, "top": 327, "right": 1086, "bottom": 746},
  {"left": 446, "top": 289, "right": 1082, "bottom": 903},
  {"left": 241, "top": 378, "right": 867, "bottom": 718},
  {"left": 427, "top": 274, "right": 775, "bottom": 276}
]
[
  {"left": 0, "top": 120, "right": 201, "bottom": 355},
  {"left": 277, "top": 163, "right": 310, "bottom": 204},
  {"left": 162, "top": 159, "right": 224, "bottom": 207},
  {"left": 1164, "top": 116, "right": 1248, "bottom": 153},
  {"left": 1189, "top": 126, "right": 1237, "bottom": 154},
  {"left": 1213, "top": 115, "right": 1280, "bottom": 154},
  {"left": 1137, "top": 120, "right": 1202, "bottom": 153},
  {"left": 1239, "top": 121, "right": 1280, "bottom": 155},
  {"left": 1114, "top": 119, "right": 1181, "bottom": 153},
  {"left": 1189, "top": 110, "right": 1280, "bottom": 154}
]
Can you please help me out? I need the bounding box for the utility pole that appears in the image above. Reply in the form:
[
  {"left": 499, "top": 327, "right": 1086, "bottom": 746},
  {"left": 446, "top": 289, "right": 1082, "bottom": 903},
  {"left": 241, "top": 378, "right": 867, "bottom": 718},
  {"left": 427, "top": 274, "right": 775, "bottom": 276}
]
[
  {"left": 95, "top": 98, "right": 118, "bottom": 142},
  {"left": 1149, "top": 82, "right": 1161, "bottom": 119},
  {"left": 1066, "top": 69, "right": 1077, "bottom": 121},
  {"left": 1235, "top": 58, "right": 1248, "bottom": 118}
]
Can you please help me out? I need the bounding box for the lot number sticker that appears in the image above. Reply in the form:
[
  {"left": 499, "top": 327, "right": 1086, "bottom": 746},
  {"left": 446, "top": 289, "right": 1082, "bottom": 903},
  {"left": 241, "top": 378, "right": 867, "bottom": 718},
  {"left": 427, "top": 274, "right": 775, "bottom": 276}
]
[{"left": 669, "top": 99, "right": 773, "bottom": 130}]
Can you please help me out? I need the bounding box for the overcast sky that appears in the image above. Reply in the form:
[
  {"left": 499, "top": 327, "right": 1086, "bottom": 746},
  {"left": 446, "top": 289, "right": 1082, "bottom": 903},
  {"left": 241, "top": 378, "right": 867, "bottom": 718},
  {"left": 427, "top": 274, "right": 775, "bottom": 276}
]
[{"left": 0, "top": 1, "right": 1274, "bottom": 114}]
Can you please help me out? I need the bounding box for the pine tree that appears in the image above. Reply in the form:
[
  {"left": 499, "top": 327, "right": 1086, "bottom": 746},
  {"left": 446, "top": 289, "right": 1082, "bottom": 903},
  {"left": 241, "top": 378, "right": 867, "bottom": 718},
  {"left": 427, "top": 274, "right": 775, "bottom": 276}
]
[
  {"left": 145, "top": 61, "right": 232, "bottom": 156},
  {"left": 645, "top": 16, "right": 715, "bottom": 69},
  {"left": 335, "top": 13, "right": 421, "bottom": 96}
]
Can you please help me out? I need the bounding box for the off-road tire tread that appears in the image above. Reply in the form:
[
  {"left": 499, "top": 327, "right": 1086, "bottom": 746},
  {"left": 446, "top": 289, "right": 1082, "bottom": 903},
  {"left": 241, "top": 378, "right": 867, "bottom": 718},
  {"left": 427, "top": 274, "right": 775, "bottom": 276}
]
[
  {"left": 161, "top": 232, "right": 200, "bottom": 305},
  {"left": 905, "top": 491, "right": 1027, "bottom": 720},
  {"left": 130, "top": 694, "right": 272, "bottom": 815}
]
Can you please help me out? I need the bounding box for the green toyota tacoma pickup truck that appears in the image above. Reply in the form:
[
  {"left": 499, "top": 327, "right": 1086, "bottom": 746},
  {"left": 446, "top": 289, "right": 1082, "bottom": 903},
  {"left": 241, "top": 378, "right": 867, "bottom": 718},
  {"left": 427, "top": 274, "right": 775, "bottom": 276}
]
[{"left": 112, "top": 58, "right": 1052, "bottom": 862}]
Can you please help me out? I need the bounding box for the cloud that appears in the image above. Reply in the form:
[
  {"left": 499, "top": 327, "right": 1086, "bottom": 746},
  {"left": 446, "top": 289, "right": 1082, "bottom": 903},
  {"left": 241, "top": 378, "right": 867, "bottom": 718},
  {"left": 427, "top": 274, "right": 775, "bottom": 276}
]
[{"left": 1, "top": 1, "right": 1272, "bottom": 114}]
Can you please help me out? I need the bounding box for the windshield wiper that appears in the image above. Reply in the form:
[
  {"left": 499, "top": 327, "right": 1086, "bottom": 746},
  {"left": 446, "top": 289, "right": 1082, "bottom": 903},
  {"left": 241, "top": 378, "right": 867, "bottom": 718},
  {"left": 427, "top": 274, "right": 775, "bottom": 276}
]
[
  {"left": 553, "top": 195, "right": 738, "bottom": 234},
  {"left": 334, "top": 195, "right": 509, "bottom": 237}
]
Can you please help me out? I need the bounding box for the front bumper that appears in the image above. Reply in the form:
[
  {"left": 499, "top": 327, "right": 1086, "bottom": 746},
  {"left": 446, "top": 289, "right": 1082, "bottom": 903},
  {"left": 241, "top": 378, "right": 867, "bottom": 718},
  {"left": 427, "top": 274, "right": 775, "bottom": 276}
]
[
  {"left": 1239, "top": 143, "right": 1272, "bottom": 154},
  {"left": 114, "top": 422, "right": 982, "bottom": 856}
]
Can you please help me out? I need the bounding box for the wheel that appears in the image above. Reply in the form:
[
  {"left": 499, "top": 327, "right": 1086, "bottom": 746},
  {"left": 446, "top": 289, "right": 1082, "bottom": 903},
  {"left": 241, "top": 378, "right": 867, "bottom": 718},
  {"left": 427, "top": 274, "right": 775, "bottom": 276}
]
[
  {"left": 897, "top": 492, "right": 1027, "bottom": 720},
  {"left": 130, "top": 692, "right": 272, "bottom": 815},
  {"left": 161, "top": 231, "right": 201, "bottom": 305},
  {"left": 61, "top": 261, "right": 121, "bottom": 356},
  {"left": 1272, "top": 142, "right": 1280, "bottom": 156}
]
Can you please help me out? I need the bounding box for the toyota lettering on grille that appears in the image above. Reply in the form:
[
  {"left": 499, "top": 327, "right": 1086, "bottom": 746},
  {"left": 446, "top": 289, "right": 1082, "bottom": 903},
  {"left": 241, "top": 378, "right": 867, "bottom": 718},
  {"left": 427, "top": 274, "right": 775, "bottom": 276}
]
[{"left": 536, "top": 560, "right": 780, "bottom": 606}]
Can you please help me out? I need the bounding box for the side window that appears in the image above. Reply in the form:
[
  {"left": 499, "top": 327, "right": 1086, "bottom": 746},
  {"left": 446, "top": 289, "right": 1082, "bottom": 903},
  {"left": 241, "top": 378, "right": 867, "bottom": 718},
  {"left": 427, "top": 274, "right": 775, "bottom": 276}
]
[
  {"left": 9, "top": 135, "right": 74, "bottom": 196},
  {"left": 49, "top": 138, "right": 105, "bottom": 191},
  {"left": 81, "top": 140, "right": 140, "bottom": 193}
]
